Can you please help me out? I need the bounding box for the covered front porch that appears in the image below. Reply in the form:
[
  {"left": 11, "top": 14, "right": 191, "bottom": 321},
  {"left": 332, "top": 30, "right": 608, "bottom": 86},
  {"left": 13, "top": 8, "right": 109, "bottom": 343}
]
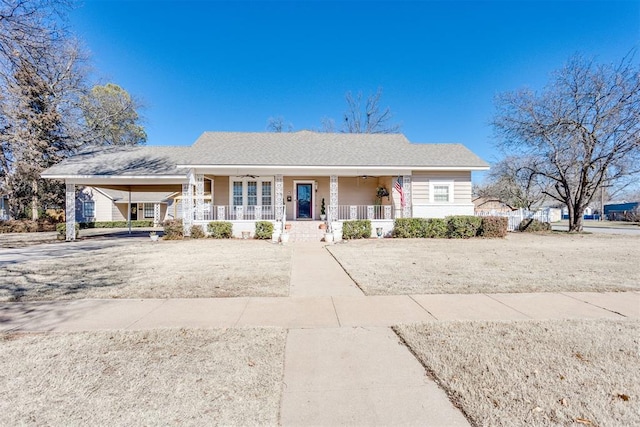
[
  {"left": 60, "top": 171, "right": 413, "bottom": 241},
  {"left": 180, "top": 172, "right": 413, "bottom": 239}
]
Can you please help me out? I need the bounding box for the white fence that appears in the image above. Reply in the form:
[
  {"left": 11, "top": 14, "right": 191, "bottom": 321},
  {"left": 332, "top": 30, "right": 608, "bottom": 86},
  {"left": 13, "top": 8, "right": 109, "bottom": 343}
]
[{"left": 476, "top": 209, "right": 550, "bottom": 232}]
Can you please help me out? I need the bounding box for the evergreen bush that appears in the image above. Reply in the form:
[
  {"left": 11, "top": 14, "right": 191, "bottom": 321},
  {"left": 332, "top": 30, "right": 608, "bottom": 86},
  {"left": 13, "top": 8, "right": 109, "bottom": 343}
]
[
  {"left": 446, "top": 215, "right": 482, "bottom": 239},
  {"left": 255, "top": 221, "right": 274, "bottom": 239},
  {"left": 342, "top": 220, "right": 371, "bottom": 239},
  {"left": 208, "top": 221, "right": 233, "bottom": 239}
]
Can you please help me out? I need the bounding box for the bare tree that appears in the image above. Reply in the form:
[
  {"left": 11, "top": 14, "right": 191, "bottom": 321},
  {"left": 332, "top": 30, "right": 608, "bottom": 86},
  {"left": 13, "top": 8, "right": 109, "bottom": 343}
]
[
  {"left": 266, "top": 116, "right": 293, "bottom": 133},
  {"left": 493, "top": 54, "right": 640, "bottom": 232},
  {"left": 477, "top": 156, "right": 551, "bottom": 210},
  {"left": 342, "top": 87, "right": 401, "bottom": 134}
]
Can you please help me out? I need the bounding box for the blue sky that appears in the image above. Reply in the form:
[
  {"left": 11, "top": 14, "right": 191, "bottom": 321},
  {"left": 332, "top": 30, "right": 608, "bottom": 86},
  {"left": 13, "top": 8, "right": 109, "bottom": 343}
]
[{"left": 70, "top": 0, "right": 639, "bottom": 181}]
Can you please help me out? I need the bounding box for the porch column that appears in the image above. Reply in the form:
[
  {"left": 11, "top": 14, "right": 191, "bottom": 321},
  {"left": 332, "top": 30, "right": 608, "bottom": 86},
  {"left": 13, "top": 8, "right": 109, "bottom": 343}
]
[
  {"left": 65, "top": 182, "right": 75, "bottom": 241},
  {"left": 153, "top": 203, "right": 161, "bottom": 227},
  {"left": 182, "top": 182, "right": 194, "bottom": 236},
  {"left": 402, "top": 175, "right": 412, "bottom": 218},
  {"left": 195, "top": 173, "right": 205, "bottom": 221},
  {"left": 210, "top": 177, "right": 215, "bottom": 216},
  {"left": 329, "top": 175, "right": 338, "bottom": 222},
  {"left": 275, "top": 174, "right": 284, "bottom": 221}
]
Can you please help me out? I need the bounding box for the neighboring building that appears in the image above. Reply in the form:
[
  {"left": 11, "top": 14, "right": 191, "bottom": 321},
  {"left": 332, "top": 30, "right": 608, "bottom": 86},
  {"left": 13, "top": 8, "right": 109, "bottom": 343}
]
[
  {"left": 42, "top": 131, "right": 489, "bottom": 240},
  {"left": 604, "top": 202, "right": 640, "bottom": 221},
  {"left": 473, "top": 197, "right": 514, "bottom": 215}
]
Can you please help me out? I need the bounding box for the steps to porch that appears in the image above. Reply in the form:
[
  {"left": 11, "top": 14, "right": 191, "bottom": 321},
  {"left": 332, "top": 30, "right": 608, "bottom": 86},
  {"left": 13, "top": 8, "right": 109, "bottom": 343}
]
[{"left": 284, "top": 221, "right": 329, "bottom": 242}]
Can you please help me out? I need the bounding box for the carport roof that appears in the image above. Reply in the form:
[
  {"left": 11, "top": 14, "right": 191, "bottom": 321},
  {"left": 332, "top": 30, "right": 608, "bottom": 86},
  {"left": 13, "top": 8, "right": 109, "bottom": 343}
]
[{"left": 42, "top": 146, "right": 191, "bottom": 178}]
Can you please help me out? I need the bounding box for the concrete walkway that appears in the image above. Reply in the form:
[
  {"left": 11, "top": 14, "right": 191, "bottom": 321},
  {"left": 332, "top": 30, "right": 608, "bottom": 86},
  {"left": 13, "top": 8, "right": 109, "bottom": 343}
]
[
  {"left": 1, "top": 242, "right": 639, "bottom": 426},
  {"left": 2, "top": 291, "right": 637, "bottom": 332},
  {"left": 289, "top": 243, "right": 362, "bottom": 297}
]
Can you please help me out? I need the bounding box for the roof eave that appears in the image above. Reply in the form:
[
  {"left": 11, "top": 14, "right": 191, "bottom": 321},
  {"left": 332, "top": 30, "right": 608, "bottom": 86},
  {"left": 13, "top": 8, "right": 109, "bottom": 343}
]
[{"left": 177, "top": 164, "right": 489, "bottom": 171}]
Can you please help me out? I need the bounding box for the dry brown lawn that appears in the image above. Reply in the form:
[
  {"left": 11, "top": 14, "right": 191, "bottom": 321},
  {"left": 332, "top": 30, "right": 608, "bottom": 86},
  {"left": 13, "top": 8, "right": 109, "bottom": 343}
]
[
  {"left": 0, "top": 239, "right": 292, "bottom": 301},
  {"left": 394, "top": 319, "right": 640, "bottom": 427},
  {"left": 0, "top": 328, "right": 286, "bottom": 426},
  {"left": 328, "top": 233, "right": 640, "bottom": 295}
]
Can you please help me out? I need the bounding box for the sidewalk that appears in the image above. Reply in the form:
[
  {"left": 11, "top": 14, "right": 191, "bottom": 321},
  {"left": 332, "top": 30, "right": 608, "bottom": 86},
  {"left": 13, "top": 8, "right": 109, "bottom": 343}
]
[{"left": 1, "top": 291, "right": 637, "bottom": 332}]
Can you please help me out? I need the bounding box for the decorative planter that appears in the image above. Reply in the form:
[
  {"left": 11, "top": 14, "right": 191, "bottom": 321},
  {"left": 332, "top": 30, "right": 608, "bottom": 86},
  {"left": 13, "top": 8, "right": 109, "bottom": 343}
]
[
  {"left": 280, "top": 233, "right": 290, "bottom": 244},
  {"left": 284, "top": 223, "right": 292, "bottom": 231},
  {"left": 320, "top": 214, "right": 326, "bottom": 221},
  {"left": 319, "top": 223, "right": 327, "bottom": 230},
  {"left": 324, "top": 232, "right": 334, "bottom": 243},
  {"left": 150, "top": 234, "right": 159, "bottom": 242},
  {"left": 376, "top": 227, "right": 383, "bottom": 238},
  {"left": 271, "top": 231, "right": 281, "bottom": 243}
]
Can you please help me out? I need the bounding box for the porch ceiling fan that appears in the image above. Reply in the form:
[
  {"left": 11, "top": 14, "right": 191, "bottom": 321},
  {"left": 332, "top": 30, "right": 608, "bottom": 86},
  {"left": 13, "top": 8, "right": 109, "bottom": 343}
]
[{"left": 240, "top": 174, "right": 257, "bottom": 178}]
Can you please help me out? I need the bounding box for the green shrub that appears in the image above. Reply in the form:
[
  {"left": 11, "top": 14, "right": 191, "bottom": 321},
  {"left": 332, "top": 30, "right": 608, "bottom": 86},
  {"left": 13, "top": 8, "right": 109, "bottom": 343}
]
[
  {"left": 342, "top": 220, "right": 371, "bottom": 239},
  {"left": 163, "top": 219, "right": 184, "bottom": 240},
  {"left": 190, "top": 224, "right": 206, "bottom": 239},
  {"left": 446, "top": 215, "right": 482, "bottom": 239},
  {"left": 392, "top": 218, "right": 427, "bottom": 238},
  {"left": 56, "top": 222, "right": 80, "bottom": 238},
  {"left": 392, "top": 218, "right": 449, "bottom": 238},
  {"left": 208, "top": 221, "right": 233, "bottom": 239},
  {"left": 479, "top": 216, "right": 508, "bottom": 238},
  {"left": 255, "top": 221, "right": 274, "bottom": 239},
  {"left": 518, "top": 218, "right": 551, "bottom": 232},
  {"left": 424, "top": 218, "right": 448, "bottom": 238},
  {"left": 80, "top": 220, "right": 154, "bottom": 229}
]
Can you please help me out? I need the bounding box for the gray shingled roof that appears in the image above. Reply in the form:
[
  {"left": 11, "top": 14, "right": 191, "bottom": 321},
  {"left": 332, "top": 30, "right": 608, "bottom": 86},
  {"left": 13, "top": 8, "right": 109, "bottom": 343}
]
[
  {"left": 42, "top": 146, "right": 191, "bottom": 177},
  {"left": 185, "top": 131, "right": 488, "bottom": 167},
  {"left": 42, "top": 131, "right": 488, "bottom": 177}
]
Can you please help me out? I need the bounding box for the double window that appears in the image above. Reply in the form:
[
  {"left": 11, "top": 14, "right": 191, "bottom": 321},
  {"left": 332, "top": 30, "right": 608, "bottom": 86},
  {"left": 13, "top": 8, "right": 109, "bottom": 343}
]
[{"left": 230, "top": 177, "right": 274, "bottom": 208}]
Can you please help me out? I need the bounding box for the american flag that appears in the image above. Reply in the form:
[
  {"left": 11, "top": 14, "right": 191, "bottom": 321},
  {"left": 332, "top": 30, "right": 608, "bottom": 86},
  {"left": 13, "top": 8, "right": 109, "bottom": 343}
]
[{"left": 394, "top": 176, "right": 404, "bottom": 208}]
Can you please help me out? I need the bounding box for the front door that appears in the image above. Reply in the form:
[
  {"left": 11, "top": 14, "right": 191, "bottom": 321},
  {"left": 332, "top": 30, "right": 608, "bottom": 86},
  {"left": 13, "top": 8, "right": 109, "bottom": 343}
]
[{"left": 296, "top": 183, "right": 313, "bottom": 219}]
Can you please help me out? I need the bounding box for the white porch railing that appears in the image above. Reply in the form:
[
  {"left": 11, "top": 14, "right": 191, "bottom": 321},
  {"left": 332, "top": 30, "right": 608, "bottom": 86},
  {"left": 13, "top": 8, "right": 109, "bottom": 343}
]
[
  {"left": 476, "top": 209, "right": 550, "bottom": 231},
  {"left": 194, "top": 204, "right": 395, "bottom": 222},
  {"left": 196, "top": 205, "right": 280, "bottom": 221},
  {"left": 336, "top": 205, "right": 394, "bottom": 220}
]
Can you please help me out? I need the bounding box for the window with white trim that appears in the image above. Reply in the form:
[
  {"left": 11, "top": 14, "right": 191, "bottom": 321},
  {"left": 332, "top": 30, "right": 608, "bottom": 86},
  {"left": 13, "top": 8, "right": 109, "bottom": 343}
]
[
  {"left": 83, "top": 201, "right": 95, "bottom": 218},
  {"left": 143, "top": 203, "right": 154, "bottom": 218},
  {"left": 430, "top": 181, "right": 454, "bottom": 203},
  {"left": 230, "top": 177, "right": 274, "bottom": 207}
]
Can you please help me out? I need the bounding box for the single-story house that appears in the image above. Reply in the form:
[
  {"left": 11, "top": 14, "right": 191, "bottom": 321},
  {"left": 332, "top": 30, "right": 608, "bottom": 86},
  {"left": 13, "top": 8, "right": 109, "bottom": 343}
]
[
  {"left": 472, "top": 197, "right": 514, "bottom": 215},
  {"left": 41, "top": 131, "right": 489, "bottom": 241}
]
